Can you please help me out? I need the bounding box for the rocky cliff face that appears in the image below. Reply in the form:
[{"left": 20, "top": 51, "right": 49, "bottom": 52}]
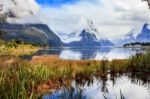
[
  {"left": 66, "top": 29, "right": 101, "bottom": 48},
  {"left": 79, "top": 29, "right": 97, "bottom": 41}
]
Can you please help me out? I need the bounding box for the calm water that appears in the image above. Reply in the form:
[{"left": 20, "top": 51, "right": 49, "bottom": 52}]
[
  {"left": 43, "top": 74, "right": 150, "bottom": 99},
  {"left": 27, "top": 47, "right": 148, "bottom": 60},
  {"left": 29, "top": 47, "right": 149, "bottom": 99}
]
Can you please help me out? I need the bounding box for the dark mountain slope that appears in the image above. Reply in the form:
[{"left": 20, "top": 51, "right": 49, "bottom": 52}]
[{"left": 0, "top": 23, "right": 63, "bottom": 47}]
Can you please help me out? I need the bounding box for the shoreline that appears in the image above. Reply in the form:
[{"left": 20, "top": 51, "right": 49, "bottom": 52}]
[{"left": 0, "top": 45, "right": 149, "bottom": 98}]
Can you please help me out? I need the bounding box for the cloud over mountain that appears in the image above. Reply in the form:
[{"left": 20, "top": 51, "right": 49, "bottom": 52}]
[
  {"left": 1, "top": 0, "right": 150, "bottom": 39},
  {"left": 37, "top": 0, "right": 150, "bottom": 39},
  {"left": 0, "top": 0, "right": 40, "bottom": 23}
]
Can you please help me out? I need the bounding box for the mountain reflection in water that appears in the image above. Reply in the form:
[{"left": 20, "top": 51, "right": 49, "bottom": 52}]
[
  {"left": 25, "top": 47, "right": 147, "bottom": 60},
  {"left": 43, "top": 73, "right": 150, "bottom": 99}
]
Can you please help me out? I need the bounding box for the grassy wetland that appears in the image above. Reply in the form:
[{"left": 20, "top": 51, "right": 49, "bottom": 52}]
[{"left": 0, "top": 41, "right": 149, "bottom": 99}]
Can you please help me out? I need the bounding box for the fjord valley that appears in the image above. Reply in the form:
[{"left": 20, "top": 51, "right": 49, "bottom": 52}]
[{"left": 0, "top": 0, "right": 150, "bottom": 99}]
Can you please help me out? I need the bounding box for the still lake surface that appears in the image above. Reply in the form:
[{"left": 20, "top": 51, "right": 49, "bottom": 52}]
[
  {"left": 43, "top": 74, "right": 150, "bottom": 99},
  {"left": 28, "top": 47, "right": 148, "bottom": 60},
  {"left": 26, "top": 47, "right": 150, "bottom": 99}
]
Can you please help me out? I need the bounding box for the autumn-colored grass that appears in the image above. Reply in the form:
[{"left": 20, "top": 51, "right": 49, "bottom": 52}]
[
  {"left": 0, "top": 46, "right": 150, "bottom": 98},
  {"left": 0, "top": 55, "right": 106, "bottom": 98}
]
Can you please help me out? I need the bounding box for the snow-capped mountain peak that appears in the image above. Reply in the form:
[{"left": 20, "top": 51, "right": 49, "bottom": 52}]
[
  {"left": 79, "top": 29, "right": 97, "bottom": 41},
  {"left": 75, "top": 18, "right": 108, "bottom": 40},
  {"left": 75, "top": 19, "right": 98, "bottom": 36},
  {"left": 141, "top": 23, "right": 149, "bottom": 33},
  {"left": 57, "top": 19, "right": 113, "bottom": 46},
  {"left": 85, "top": 20, "right": 98, "bottom": 33},
  {"left": 136, "top": 23, "right": 150, "bottom": 42}
]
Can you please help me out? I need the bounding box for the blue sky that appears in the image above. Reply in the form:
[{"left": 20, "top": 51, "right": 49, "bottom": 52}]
[{"left": 36, "top": 0, "right": 80, "bottom": 7}]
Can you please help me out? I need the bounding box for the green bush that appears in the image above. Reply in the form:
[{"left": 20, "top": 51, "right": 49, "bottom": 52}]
[{"left": 5, "top": 39, "right": 24, "bottom": 48}]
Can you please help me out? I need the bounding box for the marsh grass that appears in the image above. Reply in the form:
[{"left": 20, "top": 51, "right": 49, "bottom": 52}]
[
  {"left": 127, "top": 52, "right": 150, "bottom": 73},
  {"left": 0, "top": 48, "right": 150, "bottom": 98},
  {"left": 0, "top": 57, "right": 104, "bottom": 98},
  {"left": 0, "top": 62, "right": 58, "bottom": 99}
]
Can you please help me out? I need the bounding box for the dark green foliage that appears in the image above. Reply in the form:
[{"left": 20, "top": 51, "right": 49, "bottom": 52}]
[
  {"left": 123, "top": 42, "right": 150, "bottom": 47},
  {"left": 5, "top": 39, "right": 24, "bottom": 48},
  {"left": 12, "top": 39, "right": 24, "bottom": 45}
]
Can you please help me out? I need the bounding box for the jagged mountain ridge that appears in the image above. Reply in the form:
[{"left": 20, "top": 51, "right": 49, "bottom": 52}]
[
  {"left": 79, "top": 29, "right": 97, "bottom": 41},
  {"left": 136, "top": 23, "right": 150, "bottom": 42}
]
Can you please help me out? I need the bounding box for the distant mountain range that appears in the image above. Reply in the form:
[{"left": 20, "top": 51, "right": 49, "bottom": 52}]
[
  {"left": 114, "top": 23, "right": 150, "bottom": 46},
  {"left": 0, "top": 22, "right": 150, "bottom": 47},
  {"left": 0, "top": 1, "right": 150, "bottom": 47},
  {"left": 113, "top": 30, "right": 136, "bottom": 46}
]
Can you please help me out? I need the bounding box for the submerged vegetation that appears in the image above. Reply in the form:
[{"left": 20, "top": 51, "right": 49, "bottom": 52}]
[{"left": 0, "top": 41, "right": 149, "bottom": 98}]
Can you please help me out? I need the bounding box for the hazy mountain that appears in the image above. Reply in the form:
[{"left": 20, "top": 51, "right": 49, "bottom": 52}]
[
  {"left": 113, "top": 31, "right": 136, "bottom": 46},
  {"left": 0, "top": 23, "right": 63, "bottom": 47},
  {"left": 113, "top": 23, "right": 150, "bottom": 46}
]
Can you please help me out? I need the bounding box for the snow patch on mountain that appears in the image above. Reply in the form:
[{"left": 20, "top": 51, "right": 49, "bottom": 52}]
[
  {"left": 57, "top": 19, "right": 112, "bottom": 46},
  {"left": 75, "top": 18, "right": 107, "bottom": 40}
]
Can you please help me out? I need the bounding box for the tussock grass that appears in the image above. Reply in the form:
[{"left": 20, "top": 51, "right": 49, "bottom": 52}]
[{"left": 0, "top": 48, "right": 150, "bottom": 98}]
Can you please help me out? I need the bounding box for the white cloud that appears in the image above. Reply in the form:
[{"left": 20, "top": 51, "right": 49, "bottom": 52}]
[
  {"left": 1, "top": 0, "right": 150, "bottom": 39},
  {"left": 37, "top": 0, "right": 150, "bottom": 39},
  {"left": 0, "top": 0, "right": 41, "bottom": 23}
]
